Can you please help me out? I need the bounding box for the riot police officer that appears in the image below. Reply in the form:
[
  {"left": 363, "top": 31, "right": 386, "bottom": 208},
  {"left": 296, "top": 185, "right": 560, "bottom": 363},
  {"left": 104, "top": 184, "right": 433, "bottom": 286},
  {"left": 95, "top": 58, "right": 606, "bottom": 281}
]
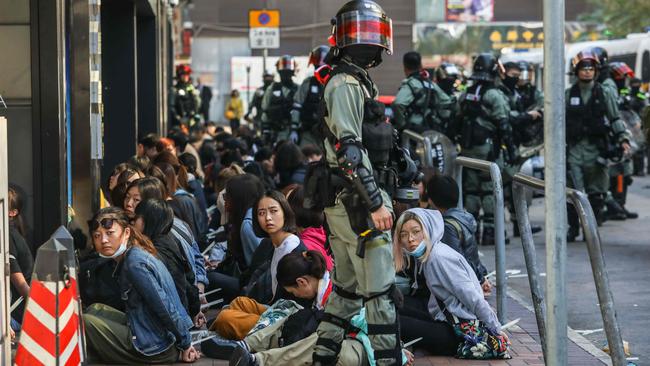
[
  {"left": 311, "top": 1, "right": 400, "bottom": 365},
  {"left": 245, "top": 71, "right": 275, "bottom": 133},
  {"left": 608, "top": 61, "right": 639, "bottom": 219},
  {"left": 589, "top": 46, "right": 618, "bottom": 96},
  {"left": 458, "top": 53, "right": 512, "bottom": 246},
  {"left": 565, "top": 51, "right": 631, "bottom": 241},
  {"left": 290, "top": 45, "right": 329, "bottom": 147},
  {"left": 172, "top": 64, "right": 202, "bottom": 126},
  {"left": 261, "top": 55, "right": 299, "bottom": 144},
  {"left": 498, "top": 61, "right": 543, "bottom": 237},
  {"left": 392, "top": 51, "right": 454, "bottom": 135},
  {"left": 435, "top": 62, "right": 462, "bottom": 97}
]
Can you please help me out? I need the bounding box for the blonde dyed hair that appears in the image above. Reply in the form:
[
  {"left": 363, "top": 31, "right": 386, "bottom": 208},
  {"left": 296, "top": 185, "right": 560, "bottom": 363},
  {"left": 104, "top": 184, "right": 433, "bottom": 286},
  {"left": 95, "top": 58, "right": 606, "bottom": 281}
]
[{"left": 392, "top": 211, "right": 433, "bottom": 272}]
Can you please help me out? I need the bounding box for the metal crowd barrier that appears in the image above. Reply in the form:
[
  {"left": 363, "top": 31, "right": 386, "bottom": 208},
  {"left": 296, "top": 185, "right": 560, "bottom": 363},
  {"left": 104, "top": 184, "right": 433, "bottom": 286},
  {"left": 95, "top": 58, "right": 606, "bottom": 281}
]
[
  {"left": 454, "top": 156, "right": 507, "bottom": 323},
  {"left": 400, "top": 129, "right": 434, "bottom": 168},
  {"left": 512, "top": 173, "right": 626, "bottom": 366}
]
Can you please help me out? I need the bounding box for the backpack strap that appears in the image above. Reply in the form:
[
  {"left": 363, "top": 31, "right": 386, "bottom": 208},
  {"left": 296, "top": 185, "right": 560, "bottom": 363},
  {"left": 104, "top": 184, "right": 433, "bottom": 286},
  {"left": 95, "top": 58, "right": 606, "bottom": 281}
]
[{"left": 444, "top": 217, "right": 464, "bottom": 246}]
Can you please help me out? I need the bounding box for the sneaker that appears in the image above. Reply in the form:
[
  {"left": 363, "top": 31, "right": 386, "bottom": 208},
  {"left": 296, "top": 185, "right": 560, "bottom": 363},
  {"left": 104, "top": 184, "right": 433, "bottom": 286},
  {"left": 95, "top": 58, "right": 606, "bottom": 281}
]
[
  {"left": 229, "top": 346, "right": 257, "bottom": 366},
  {"left": 202, "top": 335, "right": 248, "bottom": 360}
]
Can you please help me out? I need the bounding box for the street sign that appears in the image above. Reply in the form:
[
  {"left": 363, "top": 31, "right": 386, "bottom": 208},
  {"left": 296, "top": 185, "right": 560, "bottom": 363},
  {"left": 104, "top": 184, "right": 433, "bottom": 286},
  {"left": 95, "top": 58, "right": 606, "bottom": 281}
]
[
  {"left": 249, "top": 9, "right": 280, "bottom": 49},
  {"left": 250, "top": 27, "right": 280, "bottom": 49}
]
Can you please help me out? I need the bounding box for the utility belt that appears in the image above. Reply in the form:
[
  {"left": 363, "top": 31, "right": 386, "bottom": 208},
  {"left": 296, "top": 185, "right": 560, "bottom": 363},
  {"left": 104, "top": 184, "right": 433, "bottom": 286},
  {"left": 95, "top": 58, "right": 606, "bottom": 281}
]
[{"left": 461, "top": 119, "right": 496, "bottom": 149}]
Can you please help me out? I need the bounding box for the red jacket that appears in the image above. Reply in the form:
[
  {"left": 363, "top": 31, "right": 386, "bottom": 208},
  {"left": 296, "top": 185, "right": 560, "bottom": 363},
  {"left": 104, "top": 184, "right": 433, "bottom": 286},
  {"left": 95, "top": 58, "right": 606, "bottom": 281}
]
[{"left": 299, "top": 227, "right": 333, "bottom": 271}]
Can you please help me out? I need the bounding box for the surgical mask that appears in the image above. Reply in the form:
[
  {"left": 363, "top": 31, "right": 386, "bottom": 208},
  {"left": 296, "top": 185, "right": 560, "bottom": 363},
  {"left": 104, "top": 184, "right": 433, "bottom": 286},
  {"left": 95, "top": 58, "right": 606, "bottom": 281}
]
[
  {"left": 404, "top": 240, "right": 426, "bottom": 258},
  {"left": 99, "top": 241, "right": 127, "bottom": 259},
  {"left": 503, "top": 75, "right": 519, "bottom": 90}
]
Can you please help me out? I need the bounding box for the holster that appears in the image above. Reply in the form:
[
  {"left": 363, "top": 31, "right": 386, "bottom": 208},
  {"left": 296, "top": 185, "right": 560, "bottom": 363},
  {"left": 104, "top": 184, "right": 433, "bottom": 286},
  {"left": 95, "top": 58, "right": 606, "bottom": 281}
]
[
  {"left": 303, "top": 160, "right": 337, "bottom": 211},
  {"left": 339, "top": 189, "right": 371, "bottom": 235}
]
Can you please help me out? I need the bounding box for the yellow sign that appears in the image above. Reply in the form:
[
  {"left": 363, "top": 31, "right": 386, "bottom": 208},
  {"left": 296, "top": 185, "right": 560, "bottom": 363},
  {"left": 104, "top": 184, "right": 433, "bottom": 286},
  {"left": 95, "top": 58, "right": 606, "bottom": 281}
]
[{"left": 249, "top": 10, "right": 280, "bottom": 28}]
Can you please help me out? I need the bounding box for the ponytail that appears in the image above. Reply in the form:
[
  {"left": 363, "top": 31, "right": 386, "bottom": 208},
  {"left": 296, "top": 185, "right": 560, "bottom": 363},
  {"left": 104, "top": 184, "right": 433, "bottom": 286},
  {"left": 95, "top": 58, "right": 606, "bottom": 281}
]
[{"left": 277, "top": 250, "right": 327, "bottom": 288}]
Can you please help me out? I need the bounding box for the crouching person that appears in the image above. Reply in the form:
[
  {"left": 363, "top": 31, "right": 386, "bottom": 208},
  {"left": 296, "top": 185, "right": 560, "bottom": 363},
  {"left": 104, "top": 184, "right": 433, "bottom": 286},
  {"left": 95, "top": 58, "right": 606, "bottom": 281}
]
[
  {"left": 83, "top": 207, "right": 200, "bottom": 363},
  {"left": 394, "top": 208, "right": 511, "bottom": 359}
]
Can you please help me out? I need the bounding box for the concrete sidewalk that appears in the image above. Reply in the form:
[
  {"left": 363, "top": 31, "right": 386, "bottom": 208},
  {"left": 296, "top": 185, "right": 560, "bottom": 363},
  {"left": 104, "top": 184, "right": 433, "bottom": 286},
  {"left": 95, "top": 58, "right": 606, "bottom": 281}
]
[{"left": 185, "top": 290, "right": 609, "bottom": 366}]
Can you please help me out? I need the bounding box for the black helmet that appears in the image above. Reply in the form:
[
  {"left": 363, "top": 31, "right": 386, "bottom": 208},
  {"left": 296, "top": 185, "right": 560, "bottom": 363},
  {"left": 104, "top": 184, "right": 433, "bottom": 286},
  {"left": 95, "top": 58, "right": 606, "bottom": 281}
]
[
  {"left": 435, "top": 62, "right": 461, "bottom": 80},
  {"left": 330, "top": 0, "right": 393, "bottom": 54},
  {"left": 470, "top": 53, "right": 501, "bottom": 81},
  {"left": 587, "top": 46, "right": 608, "bottom": 67},
  {"left": 503, "top": 61, "right": 521, "bottom": 71},
  {"left": 309, "top": 45, "right": 330, "bottom": 67},
  {"left": 276, "top": 55, "right": 297, "bottom": 71},
  {"left": 516, "top": 60, "right": 531, "bottom": 71}
]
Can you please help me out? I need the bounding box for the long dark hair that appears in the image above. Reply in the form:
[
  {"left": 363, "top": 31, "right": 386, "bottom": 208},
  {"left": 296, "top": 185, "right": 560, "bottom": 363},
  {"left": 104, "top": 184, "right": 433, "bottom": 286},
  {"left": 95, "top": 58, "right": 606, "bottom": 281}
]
[
  {"left": 126, "top": 177, "right": 167, "bottom": 203},
  {"left": 88, "top": 207, "right": 157, "bottom": 256},
  {"left": 8, "top": 185, "right": 27, "bottom": 237},
  {"left": 153, "top": 151, "right": 189, "bottom": 190},
  {"left": 277, "top": 250, "right": 327, "bottom": 288},
  {"left": 134, "top": 199, "right": 174, "bottom": 240},
  {"left": 225, "top": 174, "right": 265, "bottom": 261},
  {"left": 252, "top": 190, "right": 297, "bottom": 237},
  {"left": 286, "top": 185, "right": 324, "bottom": 228}
]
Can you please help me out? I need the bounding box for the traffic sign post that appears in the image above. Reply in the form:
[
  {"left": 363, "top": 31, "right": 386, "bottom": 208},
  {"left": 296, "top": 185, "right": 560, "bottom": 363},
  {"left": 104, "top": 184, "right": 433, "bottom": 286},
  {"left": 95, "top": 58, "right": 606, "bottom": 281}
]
[{"left": 249, "top": 9, "right": 280, "bottom": 72}]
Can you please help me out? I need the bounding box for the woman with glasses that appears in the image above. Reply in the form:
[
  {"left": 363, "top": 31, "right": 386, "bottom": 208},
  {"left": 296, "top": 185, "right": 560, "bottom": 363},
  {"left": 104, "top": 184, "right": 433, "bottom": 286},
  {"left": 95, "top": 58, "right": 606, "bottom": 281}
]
[{"left": 82, "top": 207, "right": 200, "bottom": 364}]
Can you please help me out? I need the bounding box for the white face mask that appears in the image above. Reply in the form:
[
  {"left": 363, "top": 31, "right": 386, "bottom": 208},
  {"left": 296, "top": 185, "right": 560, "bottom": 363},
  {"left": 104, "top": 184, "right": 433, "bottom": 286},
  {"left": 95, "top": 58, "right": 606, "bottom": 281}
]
[{"left": 99, "top": 232, "right": 129, "bottom": 259}]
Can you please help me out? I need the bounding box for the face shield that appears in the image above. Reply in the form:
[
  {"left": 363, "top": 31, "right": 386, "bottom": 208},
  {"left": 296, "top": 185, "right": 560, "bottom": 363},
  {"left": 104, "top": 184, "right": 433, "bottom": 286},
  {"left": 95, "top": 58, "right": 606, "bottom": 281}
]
[{"left": 335, "top": 10, "right": 393, "bottom": 55}]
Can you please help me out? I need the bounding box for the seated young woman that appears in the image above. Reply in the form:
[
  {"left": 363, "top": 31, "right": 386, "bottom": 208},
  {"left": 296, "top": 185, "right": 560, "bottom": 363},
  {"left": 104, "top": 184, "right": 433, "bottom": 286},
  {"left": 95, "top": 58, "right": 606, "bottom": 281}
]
[
  {"left": 133, "top": 198, "right": 202, "bottom": 326},
  {"left": 203, "top": 250, "right": 331, "bottom": 359},
  {"left": 82, "top": 207, "right": 200, "bottom": 364},
  {"left": 124, "top": 177, "right": 209, "bottom": 299},
  {"left": 210, "top": 190, "right": 306, "bottom": 340},
  {"left": 393, "top": 208, "right": 510, "bottom": 359}
]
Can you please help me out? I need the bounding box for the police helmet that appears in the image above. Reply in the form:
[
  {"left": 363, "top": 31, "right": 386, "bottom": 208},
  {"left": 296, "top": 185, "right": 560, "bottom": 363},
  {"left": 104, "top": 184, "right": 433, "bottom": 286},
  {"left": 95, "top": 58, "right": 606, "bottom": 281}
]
[
  {"left": 587, "top": 46, "right": 609, "bottom": 67},
  {"left": 435, "top": 62, "right": 461, "bottom": 80},
  {"left": 176, "top": 64, "right": 192, "bottom": 77},
  {"left": 330, "top": 0, "right": 393, "bottom": 55},
  {"left": 276, "top": 55, "right": 297, "bottom": 71},
  {"left": 470, "top": 53, "right": 502, "bottom": 81},
  {"left": 309, "top": 45, "right": 330, "bottom": 67},
  {"left": 571, "top": 50, "right": 600, "bottom": 74},
  {"left": 610, "top": 61, "right": 634, "bottom": 80}
]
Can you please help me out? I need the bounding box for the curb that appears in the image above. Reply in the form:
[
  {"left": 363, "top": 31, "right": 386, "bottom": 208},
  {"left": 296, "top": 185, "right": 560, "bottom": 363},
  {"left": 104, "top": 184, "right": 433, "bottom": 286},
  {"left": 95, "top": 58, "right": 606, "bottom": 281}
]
[{"left": 506, "top": 286, "right": 612, "bottom": 365}]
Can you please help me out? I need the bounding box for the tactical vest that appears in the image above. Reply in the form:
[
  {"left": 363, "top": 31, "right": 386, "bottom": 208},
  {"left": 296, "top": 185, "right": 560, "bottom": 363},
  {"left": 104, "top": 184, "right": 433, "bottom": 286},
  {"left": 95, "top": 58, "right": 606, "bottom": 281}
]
[
  {"left": 318, "top": 63, "right": 393, "bottom": 167},
  {"left": 460, "top": 83, "right": 498, "bottom": 148},
  {"left": 299, "top": 76, "right": 323, "bottom": 130},
  {"left": 405, "top": 74, "right": 452, "bottom": 132},
  {"left": 566, "top": 82, "right": 609, "bottom": 142},
  {"left": 265, "top": 82, "right": 296, "bottom": 126}
]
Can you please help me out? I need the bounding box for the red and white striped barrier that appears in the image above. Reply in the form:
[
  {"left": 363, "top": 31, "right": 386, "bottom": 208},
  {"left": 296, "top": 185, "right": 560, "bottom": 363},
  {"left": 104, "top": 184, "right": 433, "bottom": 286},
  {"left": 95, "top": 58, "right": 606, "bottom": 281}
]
[{"left": 14, "top": 238, "right": 83, "bottom": 366}]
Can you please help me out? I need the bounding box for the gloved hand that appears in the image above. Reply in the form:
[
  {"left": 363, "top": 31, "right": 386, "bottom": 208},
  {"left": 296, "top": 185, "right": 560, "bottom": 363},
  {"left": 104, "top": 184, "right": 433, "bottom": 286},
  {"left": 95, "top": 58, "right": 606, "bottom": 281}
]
[{"left": 289, "top": 130, "right": 300, "bottom": 144}]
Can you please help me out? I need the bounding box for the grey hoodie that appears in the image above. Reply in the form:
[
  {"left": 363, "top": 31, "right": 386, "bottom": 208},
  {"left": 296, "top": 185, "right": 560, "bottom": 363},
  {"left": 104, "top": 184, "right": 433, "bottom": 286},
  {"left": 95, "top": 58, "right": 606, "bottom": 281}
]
[{"left": 406, "top": 208, "right": 501, "bottom": 333}]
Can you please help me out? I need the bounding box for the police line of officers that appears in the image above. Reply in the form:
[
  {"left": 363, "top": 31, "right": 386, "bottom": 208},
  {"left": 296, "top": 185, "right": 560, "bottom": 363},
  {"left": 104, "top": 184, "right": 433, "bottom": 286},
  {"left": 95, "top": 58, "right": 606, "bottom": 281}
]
[{"left": 238, "top": 46, "right": 647, "bottom": 246}]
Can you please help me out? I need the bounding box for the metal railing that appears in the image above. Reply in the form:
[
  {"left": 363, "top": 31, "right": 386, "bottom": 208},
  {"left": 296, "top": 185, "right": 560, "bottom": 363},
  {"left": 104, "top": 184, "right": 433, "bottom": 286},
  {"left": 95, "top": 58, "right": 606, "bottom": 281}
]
[
  {"left": 401, "top": 129, "right": 433, "bottom": 168},
  {"left": 512, "top": 173, "right": 626, "bottom": 366},
  {"left": 454, "top": 156, "right": 507, "bottom": 323}
]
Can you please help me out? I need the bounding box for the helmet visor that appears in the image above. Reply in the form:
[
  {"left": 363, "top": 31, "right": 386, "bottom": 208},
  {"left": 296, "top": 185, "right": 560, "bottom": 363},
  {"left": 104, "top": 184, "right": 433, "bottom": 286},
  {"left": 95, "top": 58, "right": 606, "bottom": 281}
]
[
  {"left": 277, "top": 58, "right": 296, "bottom": 71},
  {"left": 335, "top": 10, "right": 393, "bottom": 54}
]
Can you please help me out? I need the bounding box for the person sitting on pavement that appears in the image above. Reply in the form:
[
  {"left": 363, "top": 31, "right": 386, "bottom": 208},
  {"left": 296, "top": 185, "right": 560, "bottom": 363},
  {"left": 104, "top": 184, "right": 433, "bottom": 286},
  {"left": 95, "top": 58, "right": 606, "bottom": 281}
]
[
  {"left": 204, "top": 174, "right": 266, "bottom": 305},
  {"left": 8, "top": 186, "right": 33, "bottom": 333},
  {"left": 285, "top": 184, "right": 333, "bottom": 271},
  {"left": 124, "top": 177, "right": 210, "bottom": 305},
  {"left": 393, "top": 208, "right": 510, "bottom": 359},
  {"left": 426, "top": 174, "right": 491, "bottom": 295},
  {"left": 274, "top": 141, "right": 308, "bottom": 189},
  {"left": 133, "top": 199, "right": 203, "bottom": 327},
  {"left": 202, "top": 250, "right": 332, "bottom": 360},
  {"left": 83, "top": 207, "right": 200, "bottom": 364},
  {"left": 211, "top": 190, "right": 307, "bottom": 340}
]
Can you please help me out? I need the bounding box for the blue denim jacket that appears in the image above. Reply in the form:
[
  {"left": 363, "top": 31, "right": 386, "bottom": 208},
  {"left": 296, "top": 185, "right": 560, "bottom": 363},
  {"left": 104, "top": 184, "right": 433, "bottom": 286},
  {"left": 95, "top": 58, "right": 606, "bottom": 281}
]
[
  {"left": 119, "top": 246, "right": 193, "bottom": 356},
  {"left": 171, "top": 217, "right": 208, "bottom": 285}
]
